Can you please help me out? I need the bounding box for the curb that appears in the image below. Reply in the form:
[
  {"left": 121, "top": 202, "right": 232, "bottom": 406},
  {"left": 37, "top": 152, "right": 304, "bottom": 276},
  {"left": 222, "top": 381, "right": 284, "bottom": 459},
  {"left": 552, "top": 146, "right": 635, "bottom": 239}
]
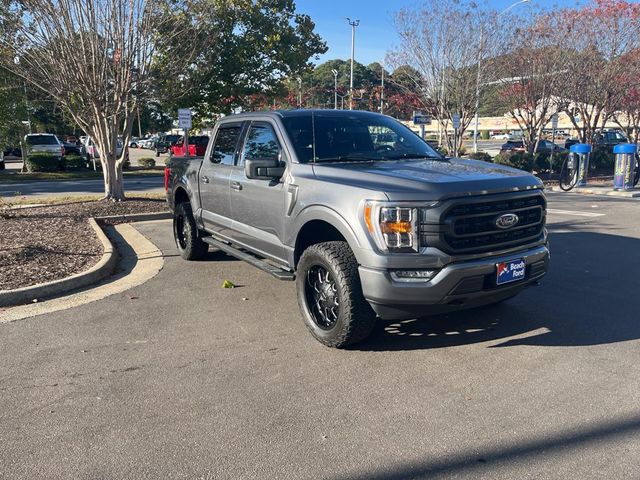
[
  {"left": 0, "top": 218, "right": 117, "bottom": 308},
  {"left": 94, "top": 211, "right": 171, "bottom": 223},
  {"left": 547, "top": 186, "right": 640, "bottom": 198}
]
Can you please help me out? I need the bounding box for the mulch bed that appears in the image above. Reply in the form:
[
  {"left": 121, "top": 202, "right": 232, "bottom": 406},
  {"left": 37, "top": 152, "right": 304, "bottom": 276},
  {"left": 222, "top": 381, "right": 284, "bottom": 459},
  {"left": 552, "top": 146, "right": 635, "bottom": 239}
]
[{"left": 0, "top": 198, "right": 168, "bottom": 291}]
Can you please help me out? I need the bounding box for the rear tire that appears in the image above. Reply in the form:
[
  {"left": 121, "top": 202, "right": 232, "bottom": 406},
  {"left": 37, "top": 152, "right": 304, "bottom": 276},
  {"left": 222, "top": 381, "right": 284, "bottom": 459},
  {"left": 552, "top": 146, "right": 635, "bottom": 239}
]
[
  {"left": 296, "top": 241, "right": 377, "bottom": 348},
  {"left": 173, "top": 202, "right": 208, "bottom": 260}
]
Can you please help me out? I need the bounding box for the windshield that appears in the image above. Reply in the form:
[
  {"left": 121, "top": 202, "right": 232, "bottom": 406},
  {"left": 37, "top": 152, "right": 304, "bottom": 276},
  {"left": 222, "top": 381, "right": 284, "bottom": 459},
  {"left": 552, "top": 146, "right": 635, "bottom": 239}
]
[
  {"left": 189, "top": 136, "right": 209, "bottom": 146},
  {"left": 26, "top": 135, "right": 58, "bottom": 145},
  {"left": 281, "top": 112, "right": 442, "bottom": 163},
  {"left": 165, "top": 135, "right": 181, "bottom": 143}
]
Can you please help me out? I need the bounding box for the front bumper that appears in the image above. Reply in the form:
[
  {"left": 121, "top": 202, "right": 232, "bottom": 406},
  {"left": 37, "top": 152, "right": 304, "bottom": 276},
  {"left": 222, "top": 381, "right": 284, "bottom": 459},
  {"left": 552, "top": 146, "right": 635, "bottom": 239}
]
[{"left": 359, "top": 245, "right": 549, "bottom": 320}]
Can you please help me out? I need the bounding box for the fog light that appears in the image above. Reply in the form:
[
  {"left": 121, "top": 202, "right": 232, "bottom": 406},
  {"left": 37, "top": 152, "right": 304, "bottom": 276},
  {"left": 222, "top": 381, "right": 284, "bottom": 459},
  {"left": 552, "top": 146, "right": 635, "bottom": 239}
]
[{"left": 390, "top": 270, "right": 437, "bottom": 282}]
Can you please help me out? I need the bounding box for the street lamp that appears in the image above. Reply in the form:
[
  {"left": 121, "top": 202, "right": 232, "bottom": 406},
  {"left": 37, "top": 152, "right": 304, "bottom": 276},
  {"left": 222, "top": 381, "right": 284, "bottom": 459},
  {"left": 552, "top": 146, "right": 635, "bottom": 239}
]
[
  {"left": 331, "top": 69, "right": 338, "bottom": 109},
  {"left": 297, "top": 77, "right": 302, "bottom": 108},
  {"left": 380, "top": 62, "right": 385, "bottom": 114},
  {"left": 473, "top": 0, "right": 531, "bottom": 153},
  {"left": 347, "top": 18, "right": 360, "bottom": 111}
]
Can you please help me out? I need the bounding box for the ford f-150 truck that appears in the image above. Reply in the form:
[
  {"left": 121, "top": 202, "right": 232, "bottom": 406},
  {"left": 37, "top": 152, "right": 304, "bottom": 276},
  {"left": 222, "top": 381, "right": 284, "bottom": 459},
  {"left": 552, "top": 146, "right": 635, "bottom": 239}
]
[{"left": 166, "top": 110, "right": 549, "bottom": 348}]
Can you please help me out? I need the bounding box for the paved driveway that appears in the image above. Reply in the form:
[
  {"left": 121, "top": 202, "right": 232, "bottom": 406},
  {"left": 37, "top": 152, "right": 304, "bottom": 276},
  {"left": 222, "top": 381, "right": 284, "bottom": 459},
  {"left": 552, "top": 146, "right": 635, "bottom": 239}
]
[{"left": 1, "top": 193, "right": 639, "bottom": 479}]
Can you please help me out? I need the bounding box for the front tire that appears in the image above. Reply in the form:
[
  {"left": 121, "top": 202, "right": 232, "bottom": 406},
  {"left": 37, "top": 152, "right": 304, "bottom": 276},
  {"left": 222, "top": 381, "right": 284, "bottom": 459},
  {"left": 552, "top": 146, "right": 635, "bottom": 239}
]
[
  {"left": 173, "top": 202, "right": 208, "bottom": 260},
  {"left": 296, "top": 241, "right": 377, "bottom": 348}
]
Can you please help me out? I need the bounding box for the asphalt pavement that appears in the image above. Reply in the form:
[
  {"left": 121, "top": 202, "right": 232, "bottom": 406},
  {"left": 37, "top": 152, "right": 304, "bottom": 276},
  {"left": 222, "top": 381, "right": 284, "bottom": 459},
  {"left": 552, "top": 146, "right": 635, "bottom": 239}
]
[{"left": 1, "top": 192, "right": 640, "bottom": 479}]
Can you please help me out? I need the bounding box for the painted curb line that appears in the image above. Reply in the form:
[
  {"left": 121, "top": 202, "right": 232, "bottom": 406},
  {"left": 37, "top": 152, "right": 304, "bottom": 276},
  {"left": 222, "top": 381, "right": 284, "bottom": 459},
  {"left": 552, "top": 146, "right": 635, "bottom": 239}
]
[{"left": 0, "top": 218, "right": 117, "bottom": 308}]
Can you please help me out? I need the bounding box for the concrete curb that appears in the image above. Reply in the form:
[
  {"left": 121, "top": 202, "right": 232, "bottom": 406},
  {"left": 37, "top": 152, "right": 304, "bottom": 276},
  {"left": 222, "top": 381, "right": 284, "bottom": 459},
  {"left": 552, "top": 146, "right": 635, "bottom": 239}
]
[
  {"left": 0, "top": 221, "right": 165, "bottom": 323},
  {"left": 0, "top": 218, "right": 117, "bottom": 308},
  {"left": 547, "top": 185, "right": 640, "bottom": 198},
  {"left": 94, "top": 211, "right": 171, "bottom": 223}
]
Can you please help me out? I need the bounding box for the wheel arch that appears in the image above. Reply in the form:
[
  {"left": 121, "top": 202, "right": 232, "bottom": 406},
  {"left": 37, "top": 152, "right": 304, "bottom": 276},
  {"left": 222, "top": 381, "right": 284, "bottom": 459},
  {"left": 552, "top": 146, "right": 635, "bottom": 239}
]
[{"left": 290, "top": 206, "right": 365, "bottom": 268}]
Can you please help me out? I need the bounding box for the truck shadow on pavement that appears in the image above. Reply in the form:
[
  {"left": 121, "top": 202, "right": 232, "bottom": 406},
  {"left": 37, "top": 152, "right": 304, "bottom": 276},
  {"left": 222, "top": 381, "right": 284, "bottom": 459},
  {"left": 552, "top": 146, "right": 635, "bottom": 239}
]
[{"left": 356, "top": 230, "right": 639, "bottom": 351}]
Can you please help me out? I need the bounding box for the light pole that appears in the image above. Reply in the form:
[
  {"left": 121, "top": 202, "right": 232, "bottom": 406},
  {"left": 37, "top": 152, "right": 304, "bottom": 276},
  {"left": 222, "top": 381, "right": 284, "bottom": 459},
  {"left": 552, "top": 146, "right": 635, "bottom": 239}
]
[
  {"left": 473, "top": 0, "right": 531, "bottom": 153},
  {"left": 297, "top": 77, "right": 302, "bottom": 108},
  {"left": 347, "top": 18, "right": 359, "bottom": 110},
  {"left": 380, "top": 62, "right": 385, "bottom": 114},
  {"left": 331, "top": 69, "right": 338, "bottom": 109}
]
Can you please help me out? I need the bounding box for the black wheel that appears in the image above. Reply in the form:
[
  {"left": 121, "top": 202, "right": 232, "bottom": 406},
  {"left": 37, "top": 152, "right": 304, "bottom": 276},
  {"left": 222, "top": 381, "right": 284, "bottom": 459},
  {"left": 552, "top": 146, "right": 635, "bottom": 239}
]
[
  {"left": 156, "top": 151, "right": 160, "bottom": 157},
  {"left": 130, "top": 143, "right": 137, "bottom": 148},
  {"left": 296, "top": 241, "right": 376, "bottom": 348},
  {"left": 559, "top": 156, "right": 578, "bottom": 191},
  {"left": 173, "top": 202, "right": 208, "bottom": 260}
]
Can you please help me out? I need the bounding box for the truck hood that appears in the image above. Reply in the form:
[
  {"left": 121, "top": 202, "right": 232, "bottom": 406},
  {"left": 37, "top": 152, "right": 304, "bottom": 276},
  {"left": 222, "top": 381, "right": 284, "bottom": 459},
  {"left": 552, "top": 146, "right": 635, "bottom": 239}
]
[{"left": 311, "top": 158, "right": 543, "bottom": 200}]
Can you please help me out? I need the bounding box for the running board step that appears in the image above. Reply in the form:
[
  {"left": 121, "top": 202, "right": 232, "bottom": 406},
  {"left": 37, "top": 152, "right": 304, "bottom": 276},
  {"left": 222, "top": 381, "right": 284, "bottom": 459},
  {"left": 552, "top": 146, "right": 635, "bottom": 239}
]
[{"left": 202, "top": 237, "right": 295, "bottom": 281}]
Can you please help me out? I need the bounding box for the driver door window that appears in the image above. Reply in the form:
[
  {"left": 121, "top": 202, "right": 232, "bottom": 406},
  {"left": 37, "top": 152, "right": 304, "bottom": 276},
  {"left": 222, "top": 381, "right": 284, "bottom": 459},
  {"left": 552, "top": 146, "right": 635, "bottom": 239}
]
[{"left": 240, "top": 123, "right": 280, "bottom": 164}]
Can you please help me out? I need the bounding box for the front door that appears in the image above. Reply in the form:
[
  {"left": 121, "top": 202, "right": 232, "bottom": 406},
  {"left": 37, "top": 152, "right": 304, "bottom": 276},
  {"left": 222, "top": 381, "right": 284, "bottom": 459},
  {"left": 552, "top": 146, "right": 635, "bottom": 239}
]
[
  {"left": 228, "top": 121, "right": 287, "bottom": 264},
  {"left": 198, "top": 123, "right": 243, "bottom": 234}
]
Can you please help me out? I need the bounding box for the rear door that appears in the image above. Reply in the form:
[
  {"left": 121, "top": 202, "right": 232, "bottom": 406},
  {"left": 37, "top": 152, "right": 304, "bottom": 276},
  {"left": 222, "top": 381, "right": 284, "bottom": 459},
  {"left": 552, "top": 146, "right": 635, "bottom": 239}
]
[
  {"left": 198, "top": 122, "right": 244, "bottom": 234},
  {"left": 227, "top": 120, "right": 287, "bottom": 263}
]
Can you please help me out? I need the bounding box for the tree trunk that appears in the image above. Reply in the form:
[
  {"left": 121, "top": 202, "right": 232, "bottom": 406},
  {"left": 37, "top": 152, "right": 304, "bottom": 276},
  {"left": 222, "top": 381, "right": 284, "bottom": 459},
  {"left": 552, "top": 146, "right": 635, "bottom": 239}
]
[{"left": 102, "top": 155, "right": 125, "bottom": 201}]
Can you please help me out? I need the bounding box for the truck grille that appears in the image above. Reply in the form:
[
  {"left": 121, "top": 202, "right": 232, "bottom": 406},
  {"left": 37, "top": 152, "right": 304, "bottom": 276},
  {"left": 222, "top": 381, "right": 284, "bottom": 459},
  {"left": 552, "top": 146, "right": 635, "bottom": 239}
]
[{"left": 421, "top": 193, "right": 546, "bottom": 255}]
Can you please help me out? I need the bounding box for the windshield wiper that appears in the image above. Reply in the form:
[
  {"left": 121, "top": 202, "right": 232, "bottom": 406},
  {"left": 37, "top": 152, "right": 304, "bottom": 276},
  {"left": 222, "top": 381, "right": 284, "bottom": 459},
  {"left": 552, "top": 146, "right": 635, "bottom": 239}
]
[{"left": 383, "top": 153, "right": 444, "bottom": 160}]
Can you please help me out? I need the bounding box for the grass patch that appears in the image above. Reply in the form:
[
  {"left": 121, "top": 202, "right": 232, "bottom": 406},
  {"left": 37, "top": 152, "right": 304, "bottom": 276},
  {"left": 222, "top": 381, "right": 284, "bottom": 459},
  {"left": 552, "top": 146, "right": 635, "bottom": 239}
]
[
  {"left": 0, "top": 168, "right": 163, "bottom": 183},
  {"left": 5, "top": 192, "right": 166, "bottom": 206}
]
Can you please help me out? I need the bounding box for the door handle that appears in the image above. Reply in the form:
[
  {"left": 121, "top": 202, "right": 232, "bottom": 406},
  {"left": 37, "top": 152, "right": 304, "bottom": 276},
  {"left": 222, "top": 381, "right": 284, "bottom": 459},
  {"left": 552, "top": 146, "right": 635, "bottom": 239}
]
[
  {"left": 230, "top": 182, "right": 243, "bottom": 191},
  {"left": 201, "top": 175, "right": 209, "bottom": 184}
]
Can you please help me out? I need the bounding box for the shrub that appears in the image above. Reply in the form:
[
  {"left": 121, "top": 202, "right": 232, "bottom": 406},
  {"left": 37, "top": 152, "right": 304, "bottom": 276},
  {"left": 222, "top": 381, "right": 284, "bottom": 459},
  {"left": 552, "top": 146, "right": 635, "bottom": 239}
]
[
  {"left": 481, "top": 130, "right": 490, "bottom": 140},
  {"left": 590, "top": 147, "right": 615, "bottom": 172},
  {"left": 494, "top": 152, "right": 534, "bottom": 171},
  {"left": 138, "top": 157, "right": 156, "bottom": 168},
  {"left": 533, "top": 151, "right": 567, "bottom": 174},
  {"left": 467, "top": 151, "right": 492, "bottom": 163},
  {"left": 63, "top": 154, "right": 86, "bottom": 170},
  {"left": 457, "top": 146, "right": 467, "bottom": 156},
  {"left": 25, "top": 153, "right": 61, "bottom": 172},
  {"left": 122, "top": 156, "right": 131, "bottom": 170}
]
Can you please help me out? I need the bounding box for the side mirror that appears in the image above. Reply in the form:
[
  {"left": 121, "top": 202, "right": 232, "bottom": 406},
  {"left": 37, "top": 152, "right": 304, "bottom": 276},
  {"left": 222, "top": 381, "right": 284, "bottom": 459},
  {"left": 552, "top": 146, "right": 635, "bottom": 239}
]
[{"left": 245, "top": 157, "right": 285, "bottom": 180}]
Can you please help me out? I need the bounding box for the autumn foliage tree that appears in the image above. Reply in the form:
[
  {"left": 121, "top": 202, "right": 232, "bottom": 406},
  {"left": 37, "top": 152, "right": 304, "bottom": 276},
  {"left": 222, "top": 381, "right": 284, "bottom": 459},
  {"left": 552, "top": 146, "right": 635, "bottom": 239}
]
[{"left": 549, "top": 0, "right": 640, "bottom": 144}]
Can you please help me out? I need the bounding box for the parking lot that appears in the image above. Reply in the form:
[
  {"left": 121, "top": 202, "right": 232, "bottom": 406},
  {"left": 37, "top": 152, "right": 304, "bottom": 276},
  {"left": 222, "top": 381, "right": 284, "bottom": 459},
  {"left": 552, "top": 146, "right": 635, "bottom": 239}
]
[{"left": 1, "top": 191, "right": 639, "bottom": 479}]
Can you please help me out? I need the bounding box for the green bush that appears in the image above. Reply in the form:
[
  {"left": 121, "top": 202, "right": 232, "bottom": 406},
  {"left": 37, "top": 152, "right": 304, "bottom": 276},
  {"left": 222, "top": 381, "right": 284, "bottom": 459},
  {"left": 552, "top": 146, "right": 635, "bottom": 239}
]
[
  {"left": 481, "top": 130, "right": 490, "bottom": 140},
  {"left": 25, "top": 153, "right": 62, "bottom": 172},
  {"left": 494, "top": 152, "right": 534, "bottom": 171},
  {"left": 467, "top": 151, "right": 492, "bottom": 162},
  {"left": 590, "top": 147, "right": 615, "bottom": 171},
  {"left": 533, "top": 151, "right": 567, "bottom": 174},
  {"left": 63, "top": 154, "right": 87, "bottom": 170},
  {"left": 138, "top": 157, "right": 156, "bottom": 168}
]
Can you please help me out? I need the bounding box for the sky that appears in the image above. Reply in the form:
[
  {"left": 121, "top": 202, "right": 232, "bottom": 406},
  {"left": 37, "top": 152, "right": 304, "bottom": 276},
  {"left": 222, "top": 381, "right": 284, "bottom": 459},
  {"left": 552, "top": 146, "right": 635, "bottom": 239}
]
[{"left": 294, "top": 0, "right": 582, "bottom": 67}]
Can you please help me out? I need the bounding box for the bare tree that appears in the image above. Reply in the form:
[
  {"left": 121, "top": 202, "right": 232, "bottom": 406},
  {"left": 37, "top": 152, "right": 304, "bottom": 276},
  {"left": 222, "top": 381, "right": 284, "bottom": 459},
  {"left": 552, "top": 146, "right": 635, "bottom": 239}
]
[
  {"left": 389, "top": 0, "right": 499, "bottom": 155},
  {"left": 493, "top": 18, "right": 565, "bottom": 152},
  {"left": 0, "top": 0, "right": 180, "bottom": 200}
]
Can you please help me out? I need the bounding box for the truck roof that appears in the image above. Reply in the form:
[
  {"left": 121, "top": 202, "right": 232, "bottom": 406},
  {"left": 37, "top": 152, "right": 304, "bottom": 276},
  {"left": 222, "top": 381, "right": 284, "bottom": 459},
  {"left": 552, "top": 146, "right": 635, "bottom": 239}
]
[{"left": 219, "top": 109, "right": 385, "bottom": 122}]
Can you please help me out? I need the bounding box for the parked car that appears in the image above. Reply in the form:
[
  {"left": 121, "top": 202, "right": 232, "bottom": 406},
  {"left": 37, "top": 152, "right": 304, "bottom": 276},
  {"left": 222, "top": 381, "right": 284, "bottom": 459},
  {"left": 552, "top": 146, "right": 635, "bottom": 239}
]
[
  {"left": 3, "top": 146, "right": 21, "bottom": 157},
  {"left": 166, "top": 109, "right": 549, "bottom": 348},
  {"left": 170, "top": 135, "right": 209, "bottom": 157},
  {"left": 129, "top": 137, "right": 140, "bottom": 148},
  {"left": 24, "top": 133, "right": 65, "bottom": 159},
  {"left": 83, "top": 137, "right": 124, "bottom": 161},
  {"left": 500, "top": 139, "right": 565, "bottom": 155},
  {"left": 57, "top": 136, "right": 85, "bottom": 157},
  {"left": 154, "top": 134, "right": 182, "bottom": 156},
  {"left": 491, "top": 133, "right": 511, "bottom": 140},
  {"left": 564, "top": 130, "right": 628, "bottom": 151},
  {"left": 0, "top": 153, "right": 4, "bottom": 170}
]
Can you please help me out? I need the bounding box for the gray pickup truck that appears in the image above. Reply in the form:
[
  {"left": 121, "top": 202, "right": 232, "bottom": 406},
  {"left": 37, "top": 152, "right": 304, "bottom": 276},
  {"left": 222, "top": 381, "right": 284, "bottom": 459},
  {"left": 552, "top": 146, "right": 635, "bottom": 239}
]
[{"left": 166, "top": 110, "right": 548, "bottom": 348}]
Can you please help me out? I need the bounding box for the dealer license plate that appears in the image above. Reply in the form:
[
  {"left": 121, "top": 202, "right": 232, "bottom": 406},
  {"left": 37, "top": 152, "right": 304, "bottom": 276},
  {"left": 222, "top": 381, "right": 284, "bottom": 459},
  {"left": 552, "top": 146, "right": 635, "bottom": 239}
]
[{"left": 496, "top": 259, "right": 526, "bottom": 285}]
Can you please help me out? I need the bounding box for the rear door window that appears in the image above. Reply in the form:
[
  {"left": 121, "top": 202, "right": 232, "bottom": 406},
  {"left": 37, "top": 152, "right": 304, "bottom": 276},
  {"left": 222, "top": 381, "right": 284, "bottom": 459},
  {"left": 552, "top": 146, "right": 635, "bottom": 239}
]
[{"left": 211, "top": 126, "right": 241, "bottom": 165}]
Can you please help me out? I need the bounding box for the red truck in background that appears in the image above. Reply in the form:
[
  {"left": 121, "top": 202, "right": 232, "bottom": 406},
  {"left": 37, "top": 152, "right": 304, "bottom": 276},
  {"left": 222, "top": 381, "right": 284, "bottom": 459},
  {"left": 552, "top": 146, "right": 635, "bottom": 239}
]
[{"left": 170, "top": 135, "right": 210, "bottom": 157}]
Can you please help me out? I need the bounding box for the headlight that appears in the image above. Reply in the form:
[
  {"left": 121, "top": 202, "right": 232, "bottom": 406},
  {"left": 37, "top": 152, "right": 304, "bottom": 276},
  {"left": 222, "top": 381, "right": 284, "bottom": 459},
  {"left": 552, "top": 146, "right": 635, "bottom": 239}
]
[{"left": 364, "top": 202, "right": 434, "bottom": 253}]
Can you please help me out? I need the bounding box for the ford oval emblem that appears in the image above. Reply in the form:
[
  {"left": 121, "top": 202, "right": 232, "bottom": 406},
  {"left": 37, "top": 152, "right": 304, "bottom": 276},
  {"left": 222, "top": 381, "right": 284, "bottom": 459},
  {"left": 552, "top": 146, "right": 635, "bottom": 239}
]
[{"left": 495, "top": 213, "right": 519, "bottom": 229}]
